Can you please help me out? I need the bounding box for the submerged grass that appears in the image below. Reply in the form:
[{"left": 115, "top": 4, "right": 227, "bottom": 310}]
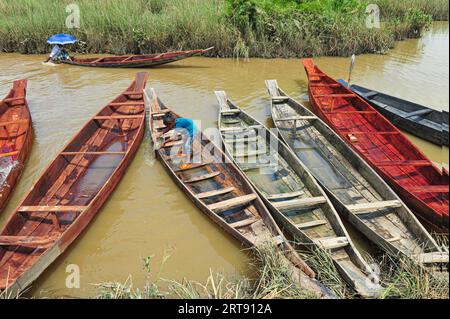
[{"left": 0, "top": 0, "right": 447, "bottom": 57}]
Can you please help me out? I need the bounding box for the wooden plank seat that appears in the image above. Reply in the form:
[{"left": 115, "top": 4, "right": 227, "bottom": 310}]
[
  {"left": 18, "top": 206, "right": 87, "bottom": 212},
  {"left": 310, "top": 83, "right": 341, "bottom": 88},
  {"left": 342, "top": 131, "right": 400, "bottom": 135},
  {"left": 162, "top": 140, "right": 184, "bottom": 148},
  {"left": 220, "top": 125, "right": 262, "bottom": 133},
  {"left": 108, "top": 101, "right": 145, "bottom": 107},
  {"left": 272, "top": 196, "right": 326, "bottom": 211},
  {"left": 0, "top": 119, "right": 29, "bottom": 127},
  {"left": 123, "top": 91, "right": 144, "bottom": 96},
  {"left": 174, "top": 162, "right": 209, "bottom": 172},
  {"left": 0, "top": 151, "right": 19, "bottom": 157},
  {"left": 315, "top": 93, "right": 357, "bottom": 98},
  {"left": 183, "top": 171, "right": 221, "bottom": 183},
  {"left": 271, "top": 96, "right": 290, "bottom": 102},
  {"left": 0, "top": 236, "right": 56, "bottom": 247},
  {"left": 416, "top": 252, "right": 449, "bottom": 264},
  {"left": 61, "top": 151, "right": 126, "bottom": 156},
  {"left": 267, "top": 190, "right": 305, "bottom": 201},
  {"left": 241, "top": 162, "right": 278, "bottom": 172},
  {"left": 196, "top": 187, "right": 236, "bottom": 199},
  {"left": 235, "top": 149, "right": 267, "bottom": 158},
  {"left": 208, "top": 194, "right": 257, "bottom": 213},
  {"left": 296, "top": 219, "right": 328, "bottom": 229},
  {"left": 404, "top": 185, "right": 449, "bottom": 193},
  {"left": 90, "top": 57, "right": 104, "bottom": 63},
  {"left": 93, "top": 115, "right": 144, "bottom": 120},
  {"left": 221, "top": 109, "right": 241, "bottom": 115},
  {"left": 326, "top": 111, "right": 377, "bottom": 115},
  {"left": 316, "top": 236, "right": 349, "bottom": 250},
  {"left": 228, "top": 217, "right": 258, "bottom": 229},
  {"left": 275, "top": 116, "right": 317, "bottom": 121},
  {"left": 346, "top": 200, "right": 402, "bottom": 214},
  {"left": 375, "top": 160, "right": 433, "bottom": 167},
  {"left": 1, "top": 97, "right": 26, "bottom": 104},
  {"left": 224, "top": 136, "right": 258, "bottom": 143}
]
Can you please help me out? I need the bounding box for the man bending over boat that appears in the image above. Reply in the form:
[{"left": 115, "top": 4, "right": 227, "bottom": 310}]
[
  {"left": 44, "top": 45, "right": 72, "bottom": 63},
  {"left": 157, "top": 113, "right": 198, "bottom": 169}
]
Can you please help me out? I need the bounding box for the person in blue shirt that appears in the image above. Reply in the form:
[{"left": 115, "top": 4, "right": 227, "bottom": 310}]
[
  {"left": 157, "top": 113, "right": 197, "bottom": 163},
  {"left": 44, "top": 44, "right": 71, "bottom": 63}
]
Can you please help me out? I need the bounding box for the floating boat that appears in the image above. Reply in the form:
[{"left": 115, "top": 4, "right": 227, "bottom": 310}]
[
  {"left": 337, "top": 80, "right": 449, "bottom": 147},
  {"left": 63, "top": 48, "right": 214, "bottom": 68},
  {"left": 0, "top": 80, "right": 33, "bottom": 213},
  {"left": 302, "top": 59, "right": 449, "bottom": 232},
  {"left": 266, "top": 79, "right": 448, "bottom": 267},
  {"left": 0, "top": 73, "right": 148, "bottom": 295},
  {"left": 146, "top": 88, "right": 337, "bottom": 296},
  {"left": 215, "top": 91, "right": 382, "bottom": 298}
]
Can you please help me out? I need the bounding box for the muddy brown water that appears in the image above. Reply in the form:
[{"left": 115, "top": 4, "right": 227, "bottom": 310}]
[{"left": 0, "top": 22, "right": 448, "bottom": 298}]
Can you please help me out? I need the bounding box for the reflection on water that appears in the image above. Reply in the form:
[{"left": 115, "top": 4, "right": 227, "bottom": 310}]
[{"left": 0, "top": 22, "right": 448, "bottom": 298}]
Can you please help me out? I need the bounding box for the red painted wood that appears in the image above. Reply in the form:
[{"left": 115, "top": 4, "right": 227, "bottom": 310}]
[{"left": 302, "top": 58, "right": 449, "bottom": 231}]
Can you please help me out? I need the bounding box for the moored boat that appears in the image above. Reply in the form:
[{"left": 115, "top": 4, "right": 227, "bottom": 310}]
[
  {"left": 266, "top": 79, "right": 448, "bottom": 268},
  {"left": 63, "top": 48, "right": 213, "bottom": 68},
  {"left": 0, "top": 73, "right": 148, "bottom": 295},
  {"left": 215, "top": 91, "right": 382, "bottom": 298},
  {"left": 302, "top": 59, "right": 449, "bottom": 232},
  {"left": 0, "top": 80, "right": 33, "bottom": 213},
  {"left": 147, "top": 88, "right": 336, "bottom": 297},
  {"left": 337, "top": 80, "right": 449, "bottom": 147}
]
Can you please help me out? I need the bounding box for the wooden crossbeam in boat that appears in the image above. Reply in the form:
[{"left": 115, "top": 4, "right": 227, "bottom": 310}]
[
  {"left": 404, "top": 185, "right": 449, "bottom": 193},
  {"left": 123, "top": 91, "right": 143, "bottom": 96},
  {"left": 375, "top": 160, "right": 432, "bottom": 167},
  {"left": 162, "top": 140, "right": 184, "bottom": 148},
  {"left": 184, "top": 171, "right": 221, "bottom": 183},
  {"left": 234, "top": 149, "right": 267, "bottom": 158},
  {"left": 18, "top": 206, "right": 87, "bottom": 212},
  {"left": 1, "top": 97, "right": 25, "bottom": 104},
  {"left": 108, "top": 101, "right": 145, "bottom": 107},
  {"left": 196, "top": 187, "right": 236, "bottom": 199},
  {"left": 387, "top": 235, "right": 402, "bottom": 243},
  {"left": 267, "top": 191, "right": 304, "bottom": 201},
  {"left": 224, "top": 136, "right": 258, "bottom": 144},
  {"left": 221, "top": 109, "right": 241, "bottom": 115},
  {"left": 208, "top": 194, "right": 257, "bottom": 213},
  {"left": 346, "top": 200, "right": 402, "bottom": 214},
  {"left": 0, "top": 236, "right": 55, "bottom": 247},
  {"left": 220, "top": 125, "right": 262, "bottom": 133},
  {"left": 416, "top": 252, "right": 449, "bottom": 264},
  {"left": 91, "top": 57, "right": 104, "bottom": 63},
  {"left": 175, "top": 162, "right": 209, "bottom": 172},
  {"left": 0, "top": 119, "right": 29, "bottom": 127},
  {"left": 316, "top": 237, "right": 349, "bottom": 250},
  {"left": 0, "top": 151, "right": 19, "bottom": 157},
  {"left": 310, "top": 83, "right": 340, "bottom": 88},
  {"left": 241, "top": 162, "right": 278, "bottom": 172},
  {"left": 228, "top": 217, "right": 258, "bottom": 229},
  {"left": 152, "top": 110, "right": 171, "bottom": 117},
  {"left": 272, "top": 196, "right": 326, "bottom": 211},
  {"left": 296, "top": 219, "right": 328, "bottom": 229},
  {"left": 61, "top": 151, "right": 126, "bottom": 156},
  {"left": 326, "top": 111, "right": 377, "bottom": 115},
  {"left": 93, "top": 115, "right": 144, "bottom": 120},
  {"left": 315, "top": 93, "right": 356, "bottom": 98},
  {"left": 342, "top": 131, "right": 400, "bottom": 135},
  {"left": 275, "top": 116, "right": 317, "bottom": 121},
  {"left": 271, "top": 96, "right": 289, "bottom": 102}
]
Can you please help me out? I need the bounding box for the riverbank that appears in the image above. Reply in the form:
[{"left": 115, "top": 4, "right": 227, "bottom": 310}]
[{"left": 0, "top": 0, "right": 448, "bottom": 57}]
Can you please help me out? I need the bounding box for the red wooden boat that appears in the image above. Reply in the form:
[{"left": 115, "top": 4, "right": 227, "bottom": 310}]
[
  {"left": 0, "top": 80, "right": 33, "bottom": 213},
  {"left": 302, "top": 59, "right": 449, "bottom": 232},
  {"left": 0, "top": 73, "right": 147, "bottom": 295},
  {"left": 63, "top": 47, "right": 214, "bottom": 68}
]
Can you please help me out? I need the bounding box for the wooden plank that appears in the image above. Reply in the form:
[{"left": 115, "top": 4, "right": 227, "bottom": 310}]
[
  {"left": 271, "top": 96, "right": 289, "bottom": 102},
  {"left": 346, "top": 200, "right": 402, "bottom": 214},
  {"left": 18, "top": 206, "right": 87, "bottom": 212},
  {"left": 109, "top": 101, "right": 145, "bottom": 107},
  {"left": 174, "top": 162, "right": 209, "bottom": 172},
  {"left": 375, "top": 160, "right": 432, "bottom": 167},
  {"left": 0, "top": 119, "right": 29, "bottom": 127},
  {"left": 228, "top": 217, "right": 258, "bottom": 229},
  {"left": 184, "top": 171, "right": 221, "bottom": 183},
  {"left": 224, "top": 136, "right": 258, "bottom": 143},
  {"left": 208, "top": 194, "right": 257, "bottom": 212},
  {"left": 221, "top": 109, "right": 241, "bottom": 115},
  {"left": 317, "top": 237, "right": 349, "bottom": 250},
  {"left": 405, "top": 185, "right": 448, "bottom": 193},
  {"left": 267, "top": 191, "right": 304, "bottom": 201},
  {"left": 387, "top": 235, "right": 402, "bottom": 243},
  {"left": 315, "top": 94, "right": 356, "bottom": 98},
  {"left": 61, "top": 151, "right": 126, "bottom": 156},
  {"left": 417, "top": 252, "right": 449, "bottom": 264},
  {"left": 220, "top": 125, "right": 261, "bottom": 133},
  {"left": 343, "top": 131, "right": 400, "bottom": 135},
  {"left": 0, "top": 236, "right": 55, "bottom": 247},
  {"left": 93, "top": 115, "right": 144, "bottom": 120},
  {"left": 0, "top": 151, "right": 19, "bottom": 158},
  {"left": 272, "top": 196, "right": 326, "bottom": 211},
  {"left": 327, "top": 111, "right": 377, "bottom": 115},
  {"left": 162, "top": 140, "right": 184, "bottom": 148},
  {"left": 196, "top": 187, "right": 236, "bottom": 199},
  {"left": 235, "top": 149, "right": 267, "bottom": 158},
  {"left": 275, "top": 116, "right": 317, "bottom": 121},
  {"left": 296, "top": 219, "right": 328, "bottom": 229},
  {"left": 1, "top": 97, "right": 25, "bottom": 104}
]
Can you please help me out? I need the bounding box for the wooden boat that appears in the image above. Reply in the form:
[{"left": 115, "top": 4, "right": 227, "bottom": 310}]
[
  {"left": 337, "top": 80, "right": 449, "bottom": 147},
  {"left": 302, "top": 59, "right": 449, "bottom": 232},
  {"left": 63, "top": 48, "right": 214, "bottom": 68},
  {"left": 266, "top": 79, "right": 448, "bottom": 267},
  {"left": 147, "top": 88, "right": 337, "bottom": 297},
  {"left": 215, "top": 91, "right": 382, "bottom": 298},
  {"left": 0, "top": 73, "right": 148, "bottom": 295},
  {"left": 0, "top": 80, "right": 33, "bottom": 213}
]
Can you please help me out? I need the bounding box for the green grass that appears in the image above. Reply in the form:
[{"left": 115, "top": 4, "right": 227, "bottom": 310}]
[{"left": 0, "top": 0, "right": 447, "bottom": 57}]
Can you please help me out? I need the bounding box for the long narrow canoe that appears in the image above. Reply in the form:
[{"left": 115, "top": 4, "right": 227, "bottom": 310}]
[
  {"left": 266, "top": 80, "right": 448, "bottom": 267},
  {"left": 303, "top": 59, "right": 449, "bottom": 232},
  {"left": 337, "top": 80, "right": 449, "bottom": 147},
  {"left": 147, "top": 88, "right": 337, "bottom": 297},
  {"left": 215, "top": 91, "right": 382, "bottom": 298},
  {"left": 63, "top": 48, "right": 213, "bottom": 68},
  {"left": 0, "top": 73, "right": 148, "bottom": 295},
  {"left": 0, "top": 80, "right": 33, "bottom": 213}
]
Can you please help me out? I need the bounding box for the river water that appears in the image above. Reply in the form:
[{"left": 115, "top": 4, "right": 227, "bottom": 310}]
[{"left": 0, "top": 22, "right": 448, "bottom": 298}]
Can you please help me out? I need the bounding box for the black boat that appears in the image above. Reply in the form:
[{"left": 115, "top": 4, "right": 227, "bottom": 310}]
[{"left": 338, "top": 80, "right": 449, "bottom": 146}]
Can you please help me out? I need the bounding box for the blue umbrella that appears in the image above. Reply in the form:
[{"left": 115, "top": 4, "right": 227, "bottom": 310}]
[{"left": 47, "top": 33, "right": 78, "bottom": 45}]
